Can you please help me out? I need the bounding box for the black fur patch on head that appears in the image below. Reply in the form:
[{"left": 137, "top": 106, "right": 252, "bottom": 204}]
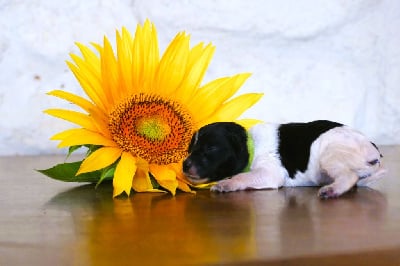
[
  {"left": 183, "top": 122, "right": 249, "bottom": 182},
  {"left": 278, "top": 120, "right": 343, "bottom": 178}
]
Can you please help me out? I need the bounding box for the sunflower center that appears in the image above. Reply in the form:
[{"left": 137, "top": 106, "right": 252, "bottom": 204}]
[
  {"left": 109, "top": 93, "right": 193, "bottom": 165},
  {"left": 136, "top": 116, "right": 171, "bottom": 141}
]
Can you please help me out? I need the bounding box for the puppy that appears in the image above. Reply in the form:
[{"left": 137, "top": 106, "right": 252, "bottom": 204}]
[{"left": 183, "top": 120, "right": 386, "bottom": 199}]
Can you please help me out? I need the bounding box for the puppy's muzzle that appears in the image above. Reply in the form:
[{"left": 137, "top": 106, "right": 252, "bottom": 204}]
[{"left": 182, "top": 158, "right": 210, "bottom": 185}]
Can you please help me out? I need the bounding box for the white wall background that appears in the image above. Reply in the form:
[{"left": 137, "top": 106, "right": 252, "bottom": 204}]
[{"left": 0, "top": 0, "right": 399, "bottom": 155}]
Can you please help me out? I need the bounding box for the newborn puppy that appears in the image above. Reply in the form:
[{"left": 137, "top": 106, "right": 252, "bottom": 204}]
[{"left": 183, "top": 120, "right": 386, "bottom": 199}]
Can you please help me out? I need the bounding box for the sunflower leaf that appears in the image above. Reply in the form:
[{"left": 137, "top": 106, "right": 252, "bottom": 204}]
[
  {"left": 149, "top": 173, "right": 160, "bottom": 189},
  {"left": 37, "top": 161, "right": 109, "bottom": 183},
  {"left": 67, "top": 145, "right": 83, "bottom": 159},
  {"left": 85, "top": 144, "right": 102, "bottom": 156},
  {"left": 95, "top": 164, "right": 116, "bottom": 189}
]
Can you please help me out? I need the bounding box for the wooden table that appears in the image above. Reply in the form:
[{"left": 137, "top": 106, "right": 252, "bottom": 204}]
[{"left": 1, "top": 146, "right": 400, "bottom": 265}]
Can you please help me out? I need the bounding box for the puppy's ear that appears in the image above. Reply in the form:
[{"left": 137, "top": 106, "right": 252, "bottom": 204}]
[
  {"left": 227, "top": 124, "right": 248, "bottom": 154},
  {"left": 225, "top": 123, "right": 249, "bottom": 174}
]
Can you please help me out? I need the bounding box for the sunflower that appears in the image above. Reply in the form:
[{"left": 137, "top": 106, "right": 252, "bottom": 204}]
[{"left": 43, "top": 20, "right": 263, "bottom": 197}]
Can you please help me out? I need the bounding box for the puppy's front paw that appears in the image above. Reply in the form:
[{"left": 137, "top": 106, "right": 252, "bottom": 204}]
[
  {"left": 211, "top": 179, "right": 240, "bottom": 193},
  {"left": 318, "top": 186, "right": 339, "bottom": 199}
]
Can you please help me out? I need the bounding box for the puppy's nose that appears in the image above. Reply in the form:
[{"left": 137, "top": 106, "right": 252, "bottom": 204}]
[{"left": 183, "top": 159, "right": 192, "bottom": 173}]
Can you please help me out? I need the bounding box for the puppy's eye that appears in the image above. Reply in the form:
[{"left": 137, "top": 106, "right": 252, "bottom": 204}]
[{"left": 206, "top": 146, "right": 218, "bottom": 152}]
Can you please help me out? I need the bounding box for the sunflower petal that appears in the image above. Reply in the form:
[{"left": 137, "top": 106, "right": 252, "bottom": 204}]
[
  {"left": 75, "top": 42, "right": 101, "bottom": 71},
  {"left": 44, "top": 109, "right": 98, "bottom": 131},
  {"left": 50, "top": 128, "right": 80, "bottom": 140},
  {"left": 47, "top": 90, "right": 96, "bottom": 113},
  {"left": 131, "top": 23, "right": 144, "bottom": 92},
  {"left": 100, "top": 36, "right": 120, "bottom": 106},
  {"left": 66, "top": 61, "right": 107, "bottom": 112},
  {"left": 113, "top": 152, "right": 137, "bottom": 197},
  {"left": 116, "top": 27, "right": 133, "bottom": 99},
  {"left": 155, "top": 32, "right": 190, "bottom": 96},
  {"left": 175, "top": 43, "right": 215, "bottom": 103},
  {"left": 140, "top": 20, "right": 160, "bottom": 93},
  {"left": 190, "top": 73, "right": 252, "bottom": 123},
  {"left": 131, "top": 20, "right": 160, "bottom": 94},
  {"left": 149, "top": 164, "right": 178, "bottom": 195},
  {"left": 58, "top": 128, "right": 117, "bottom": 148},
  {"left": 46, "top": 91, "right": 109, "bottom": 136},
  {"left": 77, "top": 147, "right": 122, "bottom": 175},
  {"left": 131, "top": 167, "right": 153, "bottom": 192},
  {"left": 177, "top": 180, "right": 195, "bottom": 193},
  {"left": 199, "top": 93, "right": 263, "bottom": 126}
]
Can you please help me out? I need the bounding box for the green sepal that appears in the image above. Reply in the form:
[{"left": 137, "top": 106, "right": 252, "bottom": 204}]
[{"left": 37, "top": 161, "right": 112, "bottom": 183}]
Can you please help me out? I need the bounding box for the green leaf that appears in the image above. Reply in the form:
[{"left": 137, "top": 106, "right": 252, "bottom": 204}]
[
  {"left": 66, "top": 145, "right": 83, "bottom": 160},
  {"left": 86, "top": 145, "right": 101, "bottom": 156},
  {"left": 149, "top": 173, "right": 160, "bottom": 189},
  {"left": 37, "top": 161, "right": 111, "bottom": 183},
  {"left": 95, "top": 165, "right": 116, "bottom": 189}
]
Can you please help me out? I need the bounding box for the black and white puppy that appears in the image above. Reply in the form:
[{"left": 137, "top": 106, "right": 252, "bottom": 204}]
[{"left": 183, "top": 120, "right": 386, "bottom": 199}]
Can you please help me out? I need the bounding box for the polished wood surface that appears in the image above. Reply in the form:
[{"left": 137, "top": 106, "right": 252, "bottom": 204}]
[{"left": 1, "top": 146, "right": 400, "bottom": 265}]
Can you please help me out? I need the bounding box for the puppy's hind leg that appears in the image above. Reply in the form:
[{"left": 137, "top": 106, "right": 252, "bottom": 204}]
[
  {"left": 317, "top": 144, "right": 363, "bottom": 199},
  {"left": 318, "top": 170, "right": 359, "bottom": 199}
]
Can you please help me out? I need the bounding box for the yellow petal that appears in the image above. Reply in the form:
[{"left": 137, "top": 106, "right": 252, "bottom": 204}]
[
  {"left": 131, "top": 23, "right": 144, "bottom": 92},
  {"left": 50, "top": 128, "right": 80, "bottom": 140},
  {"left": 113, "top": 152, "right": 137, "bottom": 197},
  {"left": 193, "top": 182, "right": 218, "bottom": 189},
  {"left": 75, "top": 42, "right": 101, "bottom": 72},
  {"left": 140, "top": 20, "right": 160, "bottom": 94},
  {"left": 77, "top": 147, "right": 122, "bottom": 175},
  {"left": 190, "top": 73, "right": 252, "bottom": 123},
  {"left": 47, "top": 90, "right": 96, "bottom": 113},
  {"left": 177, "top": 180, "right": 195, "bottom": 193},
  {"left": 149, "top": 164, "right": 178, "bottom": 195},
  {"left": 58, "top": 128, "right": 117, "bottom": 148},
  {"left": 174, "top": 43, "right": 215, "bottom": 103},
  {"left": 199, "top": 93, "right": 263, "bottom": 127},
  {"left": 47, "top": 90, "right": 109, "bottom": 135},
  {"left": 131, "top": 21, "right": 160, "bottom": 94},
  {"left": 149, "top": 164, "right": 176, "bottom": 181},
  {"left": 155, "top": 32, "right": 190, "bottom": 96},
  {"left": 131, "top": 167, "right": 153, "bottom": 192},
  {"left": 44, "top": 109, "right": 98, "bottom": 131},
  {"left": 66, "top": 59, "right": 107, "bottom": 113},
  {"left": 116, "top": 27, "right": 133, "bottom": 99},
  {"left": 100, "top": 36, "right": 120, "bottom": 106}
]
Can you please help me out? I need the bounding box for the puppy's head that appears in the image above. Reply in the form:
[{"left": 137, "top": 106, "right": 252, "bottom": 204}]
[{"left": 182, "top": 122, "right": 249, "bottom": 184}]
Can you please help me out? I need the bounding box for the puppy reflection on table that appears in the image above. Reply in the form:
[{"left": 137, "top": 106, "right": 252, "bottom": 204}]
[{"left": 183, "top": 120, "right": 386, "bottom": 199}]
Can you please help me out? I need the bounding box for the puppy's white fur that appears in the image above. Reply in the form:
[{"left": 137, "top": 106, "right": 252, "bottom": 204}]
[{"left": 211, "top": 123, "right": 386, "bottom": 198}]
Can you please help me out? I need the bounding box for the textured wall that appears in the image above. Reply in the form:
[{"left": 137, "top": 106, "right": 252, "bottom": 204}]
[{"left": 0, "top": 0, "right": 399, "bottom": 155}]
